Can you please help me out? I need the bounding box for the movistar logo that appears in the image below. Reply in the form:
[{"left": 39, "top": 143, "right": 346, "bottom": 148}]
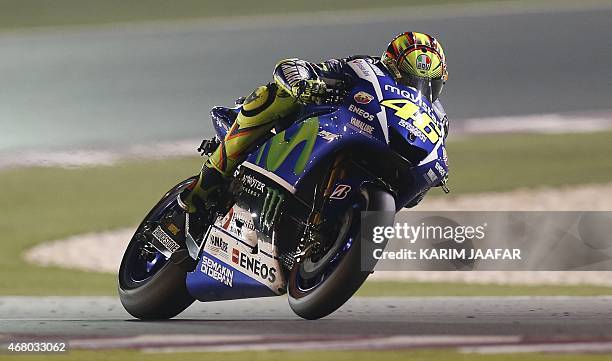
[
  {"left": 384, "top": 84, "right": 435, "bottom": 120},
  {"left": 256, "top": 118, "right": 319, "bottom": 175}
]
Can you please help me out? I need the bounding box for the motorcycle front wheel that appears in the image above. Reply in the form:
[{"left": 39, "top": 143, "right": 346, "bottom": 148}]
[{"left": 287, "top": 186, "right": 395, "bottom": 320}]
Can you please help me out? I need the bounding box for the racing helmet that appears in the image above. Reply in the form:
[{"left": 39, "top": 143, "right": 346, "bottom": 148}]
[{"left": 381, "top": 32, "right": 448, "bottom": 102}]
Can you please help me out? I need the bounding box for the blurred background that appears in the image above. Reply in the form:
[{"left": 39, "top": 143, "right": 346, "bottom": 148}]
[
  {"left": 2, "top": 0, "right": 611, "bottom": 153},
  {"left": 1, "top": 0, "right": 612, "bottom": 296}
]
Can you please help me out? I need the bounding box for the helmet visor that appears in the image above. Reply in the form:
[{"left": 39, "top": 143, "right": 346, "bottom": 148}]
[{"left": 399, "top": 75, "right": 444, "bottom": 103}]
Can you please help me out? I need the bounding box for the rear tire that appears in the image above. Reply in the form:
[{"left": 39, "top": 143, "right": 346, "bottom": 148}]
[
  {"left": 119, "top": 252, "right": 195, "bottom": 320},
  {"left": 287, "top": 186, "right": 395, "bottom": 320},
  {"left": 118, "top": 177, "right": 197, "bottom": 320}
]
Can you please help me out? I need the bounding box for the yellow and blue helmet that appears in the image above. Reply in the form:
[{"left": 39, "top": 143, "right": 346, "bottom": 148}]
[{"left": 381, "top": 32, "right": 448, "bottom": 102}]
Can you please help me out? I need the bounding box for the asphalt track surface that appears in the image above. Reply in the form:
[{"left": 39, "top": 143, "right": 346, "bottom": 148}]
[
  {"left": 1, "top": 5, "right": 612, "bottom": 152},
  {"left": 1, "top": 296, "right": 612, "bottom": 351}
]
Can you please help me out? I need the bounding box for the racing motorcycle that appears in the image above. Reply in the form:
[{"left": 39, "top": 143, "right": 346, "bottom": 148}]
[{"left": 118, "top": 58, "right": 449, "bottom": 320}]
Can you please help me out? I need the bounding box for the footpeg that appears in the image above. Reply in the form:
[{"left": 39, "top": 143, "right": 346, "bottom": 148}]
[{"left": 197, "top": 137, "right": 221, "bottom": 156}]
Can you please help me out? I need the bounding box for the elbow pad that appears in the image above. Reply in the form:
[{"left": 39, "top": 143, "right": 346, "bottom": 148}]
[{"left": 273, "top": 58, "right": 318, "bottom": 97}]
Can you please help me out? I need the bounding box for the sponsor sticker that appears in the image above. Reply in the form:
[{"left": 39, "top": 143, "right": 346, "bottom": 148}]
[
  {"left": 348, "top": 104, "right": 375, "bottom": 121},
  {"left": 232, "top": 248, "right": 240, "bottom": 264},
  {"left": 435, "top": 162, "right": 447, "bottom": 177},
  {"left": 353, "top": 59, "right": 372, "bottom": 77},
  {"left": 232, "top": 209, "right": 255, "bottom": 234},
  {"left": 425, "top": 168, "right": 438, "bottom": 184},
  {"left": 330, "top": 184, "right": 352, "bottom": 200},
  {"left": 166, "top": 223, "right": 180, "bottom": 236},
  {"left": 232, "top": 248, "right": 277, "bottom": 283},
  {"left": 241, "top": 173, "right": 265, "bottom": 197},
  {"left": 204, "top": 230, "right": 233, "bottom": 261},
  {"left": 200, "top": 255, "right": 233, "bottom": 287},
  {"left": 383, "top": 84, "right": 436, "bottom": 120},
  {"left": 353, "top": 91, "right": 374, "bottom": 104},
  {"left": 209, "top": 234, "right": 228, "bottom": 253},
  {"left": 220, "top": 207, "right": 256, "bottom": 240},
  {"left": 152, "top": 226, "right": 180, "bottom": 253},
  {"left": 416, "top": 54, "right": 432, "bottom": 71},
  {"left": 442, "top": 147, "right": 449, "bottom": 166},
  {"left": 349, "top": 117, "right": 375, "bottom": 135},
  {"left": 398, "top": 119, "right": 427, "bottom": 142},
  {"left": 318, "top": 130, "right": 340, "bottom": 142}
]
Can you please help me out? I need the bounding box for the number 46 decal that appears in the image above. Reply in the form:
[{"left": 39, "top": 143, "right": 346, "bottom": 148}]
[{"left": 380, "top": 99, "right": 441, "bottom": 143}]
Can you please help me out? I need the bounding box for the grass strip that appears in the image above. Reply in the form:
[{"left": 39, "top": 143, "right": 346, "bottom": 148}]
[{"left": 2, "top": 131, "right": 612, "bottom": 295}]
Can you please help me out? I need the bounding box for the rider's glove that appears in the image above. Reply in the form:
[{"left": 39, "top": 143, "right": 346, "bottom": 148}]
[{"left": 291, "top": 79, "right": 328, "bottom": 104}]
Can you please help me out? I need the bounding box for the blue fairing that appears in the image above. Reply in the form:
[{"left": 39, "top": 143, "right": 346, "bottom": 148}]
[
  {"left": 231, "top": 58, "right": 449, "bottom": 207},
  {"left": 188, "top": 59, "right": 450, "bottom": 302},
  {"left": 210, "top": 106, "right": 235, "bottom": 138}
]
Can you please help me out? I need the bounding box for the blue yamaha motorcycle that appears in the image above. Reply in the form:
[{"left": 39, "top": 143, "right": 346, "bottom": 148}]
[{"left": 118, "top": 59, "right": 449, "bottom": 320}]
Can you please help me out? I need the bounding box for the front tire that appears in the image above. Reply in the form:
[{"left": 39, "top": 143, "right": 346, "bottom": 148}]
[
  {"left": 287, "top": 186, "right": 395, "bottom": 320},
  {"left": 118, "top": 177, "right": 197, "bottom": 320}
]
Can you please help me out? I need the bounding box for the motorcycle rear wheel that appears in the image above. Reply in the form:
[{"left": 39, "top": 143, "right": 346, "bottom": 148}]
[{"left": 118, "top": 177, "right": 197, "bottom": 320}]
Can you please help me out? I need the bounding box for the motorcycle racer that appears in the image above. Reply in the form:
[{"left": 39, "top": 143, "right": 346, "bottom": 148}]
[{"left": 177, "top": 32, "right": 449, "bottom": 225}]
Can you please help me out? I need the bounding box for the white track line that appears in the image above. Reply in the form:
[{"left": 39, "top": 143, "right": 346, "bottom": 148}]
[
  {"left": 63, "top": 333, "right": 612, "bottom": 354},
  {"left": 457, "top": 112, "right": 612, "bottom": 135},
  {"left": 0, "top": 138, "right": 201, "bottom": 170},
  {"left": 461, "top": 342, "right": 612, "bottom": 354},
  {"left": 65, "top": 334, "right": 521, "bottom": 352},
  {"left": 4, "top": 331, "right": 610, "bottom": 354},
  {"left": 69, "top": 334, "right": 267, "bottom": 350}
]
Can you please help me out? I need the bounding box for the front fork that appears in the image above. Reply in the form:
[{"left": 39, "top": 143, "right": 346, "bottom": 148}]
[{"left": 294, "top": 154, "right": 348, "bottom": 263}]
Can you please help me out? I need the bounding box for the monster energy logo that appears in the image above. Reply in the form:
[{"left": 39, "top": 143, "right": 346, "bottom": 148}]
[
  {"left": 260, "top": 187, "right": 284, "bottom": 232},
  {"left": 256, "top": 118, "right": 319, "bottom": 175}
]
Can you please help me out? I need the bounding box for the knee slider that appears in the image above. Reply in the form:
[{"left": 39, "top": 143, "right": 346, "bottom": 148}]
[{"left": 241, "top": 84, "right": 277, "bottom": 117}]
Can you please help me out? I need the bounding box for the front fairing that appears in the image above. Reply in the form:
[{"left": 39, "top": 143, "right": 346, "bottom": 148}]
[
  {"left": 338, "top": 60, "right": 450, "bottom": 203},
  {"left": 375, "top": 75, "right": 450, "bottom": 202},
  {"left": 241, "top": 58, "right": 449, "bottom": 207}
]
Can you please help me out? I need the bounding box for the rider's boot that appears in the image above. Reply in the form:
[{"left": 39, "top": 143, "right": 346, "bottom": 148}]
[
  {"left": 178, "top": 165, "right": 227, "bottom": 214},
  {"left": 175, "top": 164, "right": 228, "bottom": 240}
]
